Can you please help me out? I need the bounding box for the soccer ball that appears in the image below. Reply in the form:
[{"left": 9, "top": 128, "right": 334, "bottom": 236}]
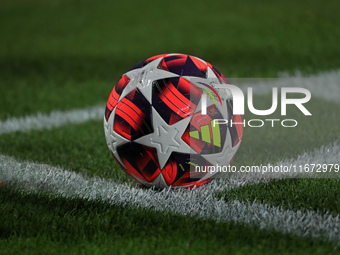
[{"left": 104, "top": 53, "right": 243, "bottom": 188}]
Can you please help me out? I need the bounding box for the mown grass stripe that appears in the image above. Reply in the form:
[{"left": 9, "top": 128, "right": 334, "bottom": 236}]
[
  {"left": 218, "top": 178, "right": 340, "bottom": 217},
  {"left": 1, "top": 141, "right": 339, "bottom": 244}
]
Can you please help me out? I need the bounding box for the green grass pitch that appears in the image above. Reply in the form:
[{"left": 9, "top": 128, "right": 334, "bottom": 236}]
[{"left": 0, "top": 0, "right": 339, "bottom": 254}]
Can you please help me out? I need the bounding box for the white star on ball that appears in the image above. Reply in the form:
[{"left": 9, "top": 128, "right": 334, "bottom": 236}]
[
  {"left": 120, "top": 57, "right": 179, "bottom": 103},
  {"left": 104, "top": 108, "right": 130, "bottom": 166},
  {"left": 135, "top": 108, "right": 193, "bottom": 169}
]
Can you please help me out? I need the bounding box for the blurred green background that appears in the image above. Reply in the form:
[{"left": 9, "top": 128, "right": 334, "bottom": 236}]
[
  {"left": 1, "top": 0, "right": 340, "bottom": 120},
  {"left": 1, "top": 0, "right": 340, "bottom": 77},
  {"left": 1, "top": 0, "right": 339, "bottom": 119}
]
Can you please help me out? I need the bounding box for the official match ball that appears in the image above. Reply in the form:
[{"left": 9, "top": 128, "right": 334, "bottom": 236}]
[{"left": 104, "top": 53, "right": 243, "bottom": 188}]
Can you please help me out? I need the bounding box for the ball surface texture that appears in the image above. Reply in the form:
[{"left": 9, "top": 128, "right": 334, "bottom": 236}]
[{"left": 104, "top": 53, "right": 243, "bottom": 188}]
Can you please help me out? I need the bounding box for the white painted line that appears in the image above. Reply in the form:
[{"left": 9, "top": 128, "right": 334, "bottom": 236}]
[
  {"left": 210, "top": 141, "right": 340, "bottom": 192},
  {"left": 0, "top": 104, "right": 104, "bottom": 135},
  {"left": 1, "top": 70, "right": 339, "bottom": 135},
  {"left": 1, "top": 141, "right": 339, "bottom": 244},
  {"left": 230, "top": 69, "right": 340, "bottom": 104}
]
